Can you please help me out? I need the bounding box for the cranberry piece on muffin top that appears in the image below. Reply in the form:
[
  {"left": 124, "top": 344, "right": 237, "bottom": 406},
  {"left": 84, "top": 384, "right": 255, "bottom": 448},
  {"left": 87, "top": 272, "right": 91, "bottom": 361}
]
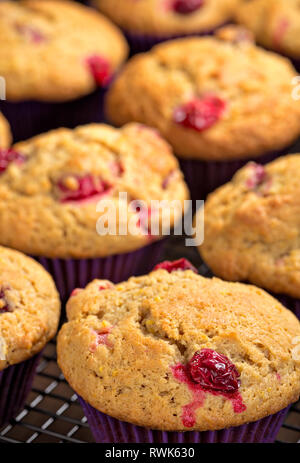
[
  {"left": 188, "top": 349, "right": 241, "bottom": 393},
  {"left": 173, "top": 96, "right": 226, "bottom": 132},
  {"left": 14, "top": 23, "right": 45, "bottom": 44},
  {"left": 86, "top": 55, "right": 111, "bottom": 86},
  {"left": 90, "top": 323, "right": 113, "bottom": 352},
  {"left": 110, "top": 160, "right": 124, "bottom": 177},
  {"left": 173, "top": 0, "right": 205, "bottom": 15},
  {"left": 245, "top": 163, "right": 269, "bottom": 190},
  {"left": 0, "top": 149, "right": 25, "bottom": 174},
  {"left": 0, "top": 286, "right": 13, "bottom": 314},
  {"left": 172, "top": 351, "right": 246, "bottom": 427},
  {"left": 272, "top": 18, "right": 290, "bottom": 50},
  {"left": 57, "top": 174, "right": 111, "bottom": 203},
  {"left": 154, "top": 258, "right": 198, "bottom": 273}
]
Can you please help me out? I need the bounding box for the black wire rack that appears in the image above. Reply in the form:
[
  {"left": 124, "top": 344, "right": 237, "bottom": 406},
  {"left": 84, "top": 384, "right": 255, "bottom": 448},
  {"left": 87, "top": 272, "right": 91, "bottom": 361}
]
[{"left": 0, "top": 237, "right": 299, "bottom": 444}]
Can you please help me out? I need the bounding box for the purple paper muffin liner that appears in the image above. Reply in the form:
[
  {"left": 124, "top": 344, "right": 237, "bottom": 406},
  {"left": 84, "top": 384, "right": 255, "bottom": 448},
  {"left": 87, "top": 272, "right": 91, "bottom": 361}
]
[
  {"left": 124, "top": 23, "right": 228, "bottom": 54},
  {"left": 34, "top": 239, "right": 166, "bottom": 303},
  {"left": 179, "top": 150, "right": 287, "bottom": 202},
  {"left": 275, "top": 295, "right": 300, "bottom": 320},
  {"left": 0, "top": 87, "right": 107, "bottom": 143},
  {"left": 0, "top": 352, "right": 42, "bottom": 427},
  {"left": 78, "top": 397, "right": 289, "bottom": 443}
]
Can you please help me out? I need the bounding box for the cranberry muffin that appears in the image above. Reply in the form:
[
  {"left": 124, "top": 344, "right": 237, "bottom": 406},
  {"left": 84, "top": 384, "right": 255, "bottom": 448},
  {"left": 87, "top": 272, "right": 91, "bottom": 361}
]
[
  {"left": 0, "top": 0, "right": 128, "bottom": 141},
  {"left": 198, "top": 154, "right": 300, "bottom": 317},
  {"left": 106, "top": 27, "right": 300, "bottom": 200},
  {"left": 0, "top": 113, "right": 11, "bottom": 148},
  {"left": 0, "top": 123, "right": 189, "bottom": 301},
  {"left": 94, "top": 0, "right": 240, "bottom": 52},
  {"left": 0, "top": 245, "right": 60, "bottom": 425},
  {"left": 236, "top": 0, "right": 300, "bottom": 66},
  {"left": 57, "top": 259, "right": 300, "bottom": 442}
]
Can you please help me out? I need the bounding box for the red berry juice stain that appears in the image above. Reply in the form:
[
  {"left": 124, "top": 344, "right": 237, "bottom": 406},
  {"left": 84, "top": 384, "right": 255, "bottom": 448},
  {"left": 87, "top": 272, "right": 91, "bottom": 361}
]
[{"left": 171, "top": 349, "right": 246, "bottom": 428}]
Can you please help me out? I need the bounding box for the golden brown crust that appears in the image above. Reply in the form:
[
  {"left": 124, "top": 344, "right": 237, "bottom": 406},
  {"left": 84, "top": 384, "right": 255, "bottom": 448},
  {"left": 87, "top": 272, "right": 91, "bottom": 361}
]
[
  {"left": 0, "top": 245, "right": 60, "bottom": 371},
  {"left": 0, "top": 123, "right": 189, "bottom": 258},
  {"left": 106, "top": 30, "right": 300, "bottom": 161},
  {"left": 236, "top": 0, "right": 300, "bottom": 59},
  {"left": 199, "top": 154, "right": 300, "bottom": 298},
  {"left": 57, "top": 270, "right": 300, "bottom": 431},
  {"left": 94, "top": 0, "right": 240, "bottom": 35},
  {"left": 0, "top": 113, "right": 12, "bottom": 148},
  {"left": 0, "top": 0, "right": 128, "bottom": 102}
]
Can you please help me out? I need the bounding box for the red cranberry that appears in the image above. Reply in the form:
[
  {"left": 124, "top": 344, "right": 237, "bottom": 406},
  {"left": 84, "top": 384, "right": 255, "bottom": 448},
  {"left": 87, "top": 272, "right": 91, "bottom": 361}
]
[
  {"left": 110, "top": 160, "right": 124, "bottom": 177},
  {"left": 173, "top": 96, "right": 226, "bottom": 132},
  {"left": 162, "top": 170, "right": 175, "bottom": 189},
  {"left": 0, "top": 305, "right": 9, "bottom": 314},
  {"left": 173, "top": 0, "right": 205, "bottom": 14},
  {"left": 0, "top": 286, "right": 12, "bottom": 314},
  {"left": 70, "top": 288, "right": 82, "bottom": 297},
  {"left": 188, "top": 349, "right": 241, "bottom": 393},
  {"left": 15, "top": 23, "right": 45, "bottom": 43},
  {"left": 154, "top": 258, "right": 198, "bottom": 274},
  {"left": 86, "top": 55, "right": 111, "bottom": 86},
  {"left": 0, "top": 149, "right": 25, "bottom": 174},
  {"left": 98, "top": 282, "right": 113, "bottom": 291},
  {"left": 273, "top": 18, "right": 290, "bottom": 49},
  {"left": 90, "top": 327, "right": 112, "bottom": 352},
  {"left": 58, "top": 174, "right": 111, "bottom": 203},
  {"left": 132, "top": 201, "right": 153, "bottom": 236},
  {"left": 246, "top": 163, "right": 268, "bottom": 189}
]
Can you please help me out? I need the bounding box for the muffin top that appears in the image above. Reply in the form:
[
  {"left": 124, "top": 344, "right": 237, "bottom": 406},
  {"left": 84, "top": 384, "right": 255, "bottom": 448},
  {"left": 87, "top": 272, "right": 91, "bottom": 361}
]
[
  {"left": 0, "top": 0, "right": 128, "bottom": 102},
  {"left": 0, "top": 245, "right": 60, "bottom": 371},
  {"left": 57, "top": 260, "right": 300, "bottom": 431},
  {"left": 199, "top": 154, "right": 300, "bottom": 298},
  {"left": 106, "top": 27, "right": 300, "bottom": 161},
  {"left": 94, "top": 0, "right": 239, "bottom": 36},
  {"left": 0, "top": 113, "right": 12, "bottom": 148},
  {"left": 236, "top": 0, "right": 300, "bottom": 59},
  {"left": 0, "top": 123, "right": 189, "bottom": 258}
]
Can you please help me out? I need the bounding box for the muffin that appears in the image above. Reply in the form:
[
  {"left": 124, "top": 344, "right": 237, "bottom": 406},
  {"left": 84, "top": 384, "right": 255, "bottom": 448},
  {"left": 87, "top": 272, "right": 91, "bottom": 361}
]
[
  {"left": 57, "top": 258, "right": 300, "bottom": 443},
  {"left": 0, "top": 113, "right": 12, "bottom": 148},
  {"left": 0, "top": 122, "right": 189, "bottom": 301},
  {"left": 0, "top": 0, "right": 128, "bottom": 141},
  {"left": 94, "top": 0, "right": 240, "bottom": 53},
  {"left": 198, "top": 154, "right": 300, "bottom": 318},
  {"left": 106, "top": 27, "right": 300, "bottom": 201},
  {"left": 0, "top": 245, "right": 60, "bottom": 426},
  {"left": 236, "top": 0, "right": 300, "bottom": 69}
]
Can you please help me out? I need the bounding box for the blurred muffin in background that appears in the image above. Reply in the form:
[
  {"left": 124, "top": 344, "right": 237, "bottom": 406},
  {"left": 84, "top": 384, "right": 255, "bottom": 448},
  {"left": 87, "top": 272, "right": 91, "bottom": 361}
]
[
  {"left": 94, "top": 0, "right": 240, "bottom": 52},
  {"left": 198, "top": 154, "right": 300, "bottom": 318},
  {"left": 0, "top": 122, "right": 189, "bottom": 301},
  {"left": 106, "top": 26, "right": 300, "bottom": 200},
  {"left": 0, "top": 0, "right": 128, "bottom": 141},
  {"left": 236, "top": 0, "right": 300, "bottom": 68}
]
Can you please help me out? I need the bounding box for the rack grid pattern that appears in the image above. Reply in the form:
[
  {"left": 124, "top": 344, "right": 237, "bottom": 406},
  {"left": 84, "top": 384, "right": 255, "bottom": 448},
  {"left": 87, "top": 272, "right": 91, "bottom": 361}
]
[{"left": 0, "top": 240, "right": 299, "bottom": 443}]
